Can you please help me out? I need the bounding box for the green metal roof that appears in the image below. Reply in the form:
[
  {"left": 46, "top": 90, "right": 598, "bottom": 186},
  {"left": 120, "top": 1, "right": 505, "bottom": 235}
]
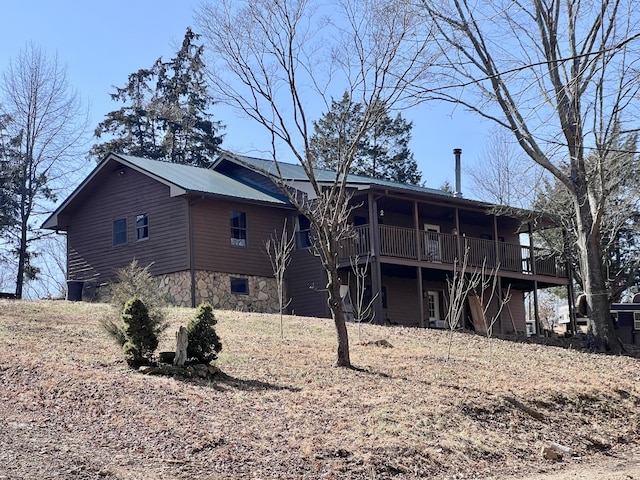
[
  {"left": 114, "top": 154, "right": 287, "bottom": 204},
  {"left": 222, "top": 152, "right": 452, "bottom": 197}
]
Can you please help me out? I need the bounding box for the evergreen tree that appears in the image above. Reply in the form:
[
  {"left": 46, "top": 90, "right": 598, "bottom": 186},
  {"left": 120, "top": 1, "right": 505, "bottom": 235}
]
[
  {"left": 91, "top": 28, "right": 224, "bottom": 166},
  {"left": 310, "top": 92, "right": 421, "bottom": 185},
  {"left": 0, "top": 114, "right": 19, "bottom": 237},
  {"left": 186, "top": 303, "right": 222, "bottom": 364},
  {"left": 121, "top": 297, "right": 159, "bottom": 366}
]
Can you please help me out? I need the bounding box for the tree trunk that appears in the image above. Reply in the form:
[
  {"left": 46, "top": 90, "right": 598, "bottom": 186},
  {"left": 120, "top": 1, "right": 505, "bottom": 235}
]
[
  {"left": 326, "top": 266, "right": 351, "bottom": 368},
  {"left": 575, "top": 197, "right": 622, "bottom": 353},
  {"left": 174, "top": 326, "right": 188, "bottom": 367},
  {"left": 15, "top": 213, "right": 28, "bottom": 299}
]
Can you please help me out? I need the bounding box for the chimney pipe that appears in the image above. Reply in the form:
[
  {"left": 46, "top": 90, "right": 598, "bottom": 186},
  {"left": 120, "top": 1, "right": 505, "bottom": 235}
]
[{"left": 453, "top": 148, "right": 462, "bottom": 198}]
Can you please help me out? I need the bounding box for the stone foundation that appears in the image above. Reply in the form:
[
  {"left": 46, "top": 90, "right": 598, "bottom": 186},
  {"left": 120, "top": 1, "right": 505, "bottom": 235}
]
[{"left": 157, "top": 270, "right": 280, "bottom": 312}]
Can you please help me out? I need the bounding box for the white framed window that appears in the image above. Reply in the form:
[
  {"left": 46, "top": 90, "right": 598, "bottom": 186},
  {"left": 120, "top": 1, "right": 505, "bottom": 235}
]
[
  {"left": 295, "top": 214, "right": 311, "bottom": 249},
  {"left": 230, "top": 211, "right": 247, "bottom": 247},
  {"left": 136, "top": 214, "right": 149, "bottom": 241},
  {"left": 633, "top": 312, "right": 640, "bottom": 330},
  {"left": 113, "top": 218, "right": 127, "bottom": 246},
  {"left": 427, "top": 291, "right": 440, "bottom": 320}
]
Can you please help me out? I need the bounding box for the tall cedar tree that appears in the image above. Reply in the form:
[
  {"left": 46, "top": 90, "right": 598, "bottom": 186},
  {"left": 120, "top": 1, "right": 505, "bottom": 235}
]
[
  {"left": 534, "top": 131, "right": 640, "bottom": 303},
  {"left": 310, "top": 92, "right": 421, "bottom": 185},
  {"left": 0, "top": 114, "right": 19, "bottom": 241},
  {"left": 91, "top": 28, "right": 224, "bottom": 166}
]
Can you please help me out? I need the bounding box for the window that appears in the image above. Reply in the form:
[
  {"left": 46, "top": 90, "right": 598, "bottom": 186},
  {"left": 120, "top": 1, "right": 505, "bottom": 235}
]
[
  {"left": 230, "top": 211, "right": 247, "bottom": 246},
  {"left": 295, "top": 215, "right": 312, "bottom": 249},
  {"left": 634, "top": 312, "right": 640, "bottom": 330},
  {"left": 231, "top": 277, "right": 249, "bottom": 295},
  {"left": 136, "top": 214, "right": 149, "bottom": 241},
  {"left": 113, "top": 218, "right": 127, "bottom": 246}
]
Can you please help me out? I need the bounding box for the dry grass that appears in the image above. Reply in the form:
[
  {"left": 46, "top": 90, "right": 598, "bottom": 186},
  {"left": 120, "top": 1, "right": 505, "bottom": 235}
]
[{"left": 1, "top": 300, "right": 639, "bottom": 479}]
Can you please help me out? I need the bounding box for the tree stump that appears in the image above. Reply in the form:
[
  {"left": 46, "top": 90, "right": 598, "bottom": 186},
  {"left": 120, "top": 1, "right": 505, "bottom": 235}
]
[{"left": 174, "top": 326, "right": 188, "bottom": 367}]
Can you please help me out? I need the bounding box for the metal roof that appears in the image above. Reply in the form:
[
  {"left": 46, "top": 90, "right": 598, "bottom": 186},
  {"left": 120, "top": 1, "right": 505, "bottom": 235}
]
[
  {"left": 221, "top": 152, "right": 452, "bottom": 198},
  {"left": 42, "top": 153, "right": 288, "bottom": 230},
  {"left": 113, "top": 154, "right": 286, "bottom": 203}
]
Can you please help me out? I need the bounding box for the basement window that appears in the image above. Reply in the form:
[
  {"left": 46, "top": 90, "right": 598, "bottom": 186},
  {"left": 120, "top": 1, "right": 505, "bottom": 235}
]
[
  {"left": 231, "top": 277, "right": 249, "bottom": 295},
  {"left": 113, "top": 218, "right": 127, "bottom": 246}
]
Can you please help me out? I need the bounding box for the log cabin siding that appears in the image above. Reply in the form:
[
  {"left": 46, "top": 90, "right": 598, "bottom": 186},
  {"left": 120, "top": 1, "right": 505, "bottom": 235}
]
[
  {"left": 67, "top": 168, "right": 189, "bottom": 282},
  {"left": 191, "top": 199, "right": 289, "bottom": 277}
]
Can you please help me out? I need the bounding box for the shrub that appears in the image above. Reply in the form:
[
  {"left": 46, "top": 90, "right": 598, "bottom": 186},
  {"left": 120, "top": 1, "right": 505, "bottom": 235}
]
[
  {"left": 121, "top": 297, "right": 159, "bottom": 366},
  {"left": 101, "top": 259, "right": 168, "bottom": 346},
  {"left": 187, "top": 303, "right": 222, "bottom": 364}
]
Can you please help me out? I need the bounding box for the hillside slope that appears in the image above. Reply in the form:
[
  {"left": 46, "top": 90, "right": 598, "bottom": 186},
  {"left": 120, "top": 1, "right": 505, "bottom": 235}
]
[{"left": 1, "top": 300, "right": 639, "bottom": 479}]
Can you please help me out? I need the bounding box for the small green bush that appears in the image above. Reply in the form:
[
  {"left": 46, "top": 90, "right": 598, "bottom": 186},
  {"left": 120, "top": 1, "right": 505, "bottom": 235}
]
[
  {"left": 102, "top": 259, "right": 168, "bottom": 346},
  {"left": 187, "top": 303, "right": 222, "bottom": 364},
  {"left": 121, "top": 297, "right": 159, "bottom": 366}
]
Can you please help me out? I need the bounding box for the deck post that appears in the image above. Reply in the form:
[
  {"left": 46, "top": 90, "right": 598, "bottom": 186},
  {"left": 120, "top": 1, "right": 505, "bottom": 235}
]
[
  {"left": 527, "top": 222, "right": 542, "bottom": 335},
  {"left": 417, "top": 266, "right": 425, "bottom": 328},
  {"left": 454, "top": 207, "right": 461, "bottom": 261},
  {"left": 368, "top": 192, "right": 384, "bottom": 324},
  {"left": 493, "top": 214, "right": 500, "bottom": 269}
]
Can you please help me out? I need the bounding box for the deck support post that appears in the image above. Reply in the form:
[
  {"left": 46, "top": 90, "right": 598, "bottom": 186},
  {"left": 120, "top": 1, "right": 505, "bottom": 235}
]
[
  {"left": 527, "top": 222, "right": 542, "bottom": 335},
  {"left": 414, "top": 201, "right": 425, "bottom": 328},
  {"left": 368, "top": 193, "right": 384, "bottom": 325},
  {"left": 417, "top": 266, "right": 424, "bottom": 328}
]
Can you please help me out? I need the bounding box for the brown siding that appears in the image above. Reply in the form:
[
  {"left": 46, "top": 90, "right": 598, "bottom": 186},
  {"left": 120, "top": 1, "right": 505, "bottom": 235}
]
[
  {"left": 383, "top": 276, "right": 421, "bottom": 327},
  {"left": 192, "top": 199, "right": 289, "bottom": 278},
  {"left": 287, "top": 248, "right": 329, "bottom": 318},
  {"left": 67, "top": 168, "right": 189, "bottom": 282}
]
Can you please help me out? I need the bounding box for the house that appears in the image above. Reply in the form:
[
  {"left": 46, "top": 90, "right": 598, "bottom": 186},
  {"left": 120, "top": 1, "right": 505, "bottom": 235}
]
[
  {"left": 610, "top": 301, "right": 640, "bottom": 345},
  {"left": 43, "top": 152, "right": 570, "bottom": 334}
]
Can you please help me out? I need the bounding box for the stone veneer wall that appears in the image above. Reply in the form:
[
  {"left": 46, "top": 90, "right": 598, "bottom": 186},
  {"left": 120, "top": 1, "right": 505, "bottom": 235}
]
[{"left": 157, "top": 270, "right": 280, "bottom": 312}]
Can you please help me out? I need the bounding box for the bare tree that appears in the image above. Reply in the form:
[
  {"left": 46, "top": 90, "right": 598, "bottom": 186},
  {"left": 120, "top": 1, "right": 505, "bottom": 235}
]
[
  {"left": 420, "top": 0, "right": 640, "bottom": 352},
  {"left": 1, "top": 44, "right": 87, "bottom": 299},
  {"left": 445, "top": 247, "right": 511, "bottom": 359},
  {"left": 445, "top": 248, "right": 477, "bottom": 360},
  {"left": 196, "top": 0, "right": 433, "bottom": 367},
  {"left": 349, "top": 254, "right": 379, "bottom": 343},
  {"left": 469, "top": 128, "right": 545, "bottom": 208},
  {"left": 264, "top": 219, "right": 295, "bottom": 340}
]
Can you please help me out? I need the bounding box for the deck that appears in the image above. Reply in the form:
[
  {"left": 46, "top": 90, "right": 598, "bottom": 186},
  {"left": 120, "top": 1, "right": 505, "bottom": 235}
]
[{"left": 339, "top": 224, "right": 567, "bottom": 279}]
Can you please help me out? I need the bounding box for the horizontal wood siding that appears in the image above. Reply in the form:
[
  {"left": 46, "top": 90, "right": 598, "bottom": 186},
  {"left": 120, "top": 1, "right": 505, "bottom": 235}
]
[
  {"left": 287, "top": 248, "right": 328, "bottom": 318},
  {"left": 192, "top": 199, "right": 289, "bottom": 278},
  {"left": 67, "top": 168, "right": 189, "bottom": 282},
  {"left": 383, "top": 276, "right": 421, "bottom": 327}
]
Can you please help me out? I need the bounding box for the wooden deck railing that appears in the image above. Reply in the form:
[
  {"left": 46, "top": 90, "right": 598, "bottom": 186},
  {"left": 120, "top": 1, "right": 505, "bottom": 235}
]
[{"left": 339, "top": 224, "right": 567, "bottom": 278}]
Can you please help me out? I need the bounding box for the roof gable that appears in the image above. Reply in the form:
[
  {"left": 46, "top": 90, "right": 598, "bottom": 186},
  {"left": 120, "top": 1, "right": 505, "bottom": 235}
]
[{"left": 42, "top": 153, "right": 288, "bottom": 230}]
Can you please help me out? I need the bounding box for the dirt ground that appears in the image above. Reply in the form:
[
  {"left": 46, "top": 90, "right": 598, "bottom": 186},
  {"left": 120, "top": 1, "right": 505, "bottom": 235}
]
[{"left": 1, "top": 300, "right": 639, "bottom": 479}]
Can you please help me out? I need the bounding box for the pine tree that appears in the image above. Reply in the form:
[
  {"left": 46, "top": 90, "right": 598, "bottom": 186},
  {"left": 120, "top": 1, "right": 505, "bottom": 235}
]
[
  {"left": 121, "top": 297, "right": 159, "bottom": 366},
  {"left": 310, "top": 92, "right": 421, "bottom": 185},
  {"left": 91, "top": 28, "right": 224, "bottom": 166},
  {"left": 187, "top": 303, "right": 222, "bottom": 364}
]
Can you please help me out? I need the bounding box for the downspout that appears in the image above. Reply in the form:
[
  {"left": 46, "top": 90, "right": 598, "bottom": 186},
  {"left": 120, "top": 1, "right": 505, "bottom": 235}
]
[{"left": 188, "top": 195, "right": 205, "bottom": 308}]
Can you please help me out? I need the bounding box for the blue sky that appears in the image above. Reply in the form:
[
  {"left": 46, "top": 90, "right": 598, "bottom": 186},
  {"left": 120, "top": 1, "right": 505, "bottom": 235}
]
[{"left": 1, "top": 1, "right": 490, "bottom": 194}]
